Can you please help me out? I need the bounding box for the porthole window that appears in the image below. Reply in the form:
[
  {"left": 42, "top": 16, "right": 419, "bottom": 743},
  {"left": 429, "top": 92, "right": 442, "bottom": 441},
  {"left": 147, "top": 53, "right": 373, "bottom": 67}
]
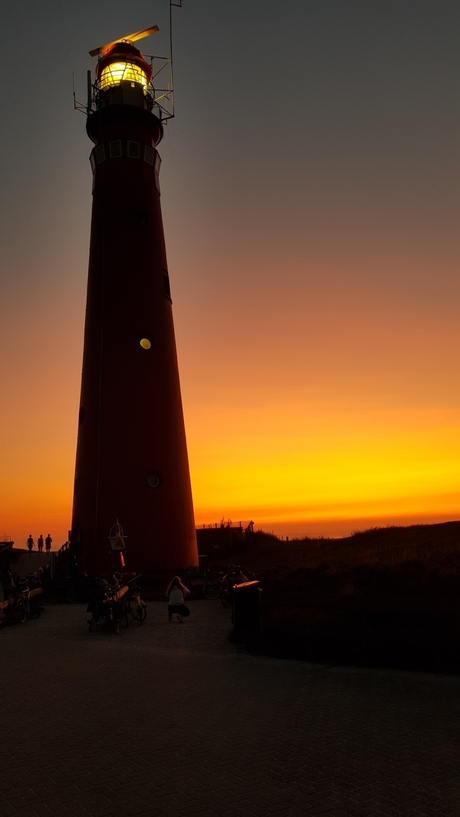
[
  {"left": 132, "top": 211, "right": 147, "bottom": 225},
  {"left": 146, "top": 472, "right": 161, "bottom": 488},
  {"left": 140, "top": 338, "right": 152, "bottom": 350}
]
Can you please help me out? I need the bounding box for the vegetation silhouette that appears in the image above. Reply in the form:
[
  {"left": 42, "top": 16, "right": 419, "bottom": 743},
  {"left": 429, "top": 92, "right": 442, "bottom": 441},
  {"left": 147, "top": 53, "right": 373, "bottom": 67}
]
[{"left": 233, "top": 521, "right": 460, "bottom": 673}]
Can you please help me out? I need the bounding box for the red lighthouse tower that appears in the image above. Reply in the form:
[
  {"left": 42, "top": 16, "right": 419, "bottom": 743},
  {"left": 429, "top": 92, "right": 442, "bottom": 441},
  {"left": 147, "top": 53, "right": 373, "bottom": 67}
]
[{"left": 71, "top": 27, "right": 198, "bottom": 575}]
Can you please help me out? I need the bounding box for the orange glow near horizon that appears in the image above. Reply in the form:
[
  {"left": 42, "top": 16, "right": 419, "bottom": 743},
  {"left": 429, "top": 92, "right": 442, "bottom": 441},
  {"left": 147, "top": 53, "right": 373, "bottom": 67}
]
[
  {"left": 186, "top": 399, "right": 460, "bottom": 536},
  {"left": 2, "top": 267, "right": 460, "bottom": 550},
  {"left": 2, "top": 393, "right": 460, "bottom": 548}
]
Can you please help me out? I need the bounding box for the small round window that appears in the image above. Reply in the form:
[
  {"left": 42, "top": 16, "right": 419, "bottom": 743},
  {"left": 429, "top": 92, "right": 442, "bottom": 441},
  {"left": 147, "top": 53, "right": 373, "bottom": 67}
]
[
  {"left": 146, "top": 472, "right": 161, "bottom": 488},
  {"left": 140, "top": 338, "right": 152, "bottom": 350}
]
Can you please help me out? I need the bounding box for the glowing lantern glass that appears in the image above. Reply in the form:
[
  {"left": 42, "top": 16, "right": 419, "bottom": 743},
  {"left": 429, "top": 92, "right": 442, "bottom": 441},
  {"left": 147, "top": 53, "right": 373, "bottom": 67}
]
[{"left": 100, "top": 60, "right": 149, "bottom": 90}]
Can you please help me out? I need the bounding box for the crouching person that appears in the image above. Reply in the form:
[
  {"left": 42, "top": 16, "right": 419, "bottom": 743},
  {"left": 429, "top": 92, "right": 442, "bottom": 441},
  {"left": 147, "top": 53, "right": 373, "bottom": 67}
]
[{"left": 166, "top": 576, "right": 191, "bottom": 623}]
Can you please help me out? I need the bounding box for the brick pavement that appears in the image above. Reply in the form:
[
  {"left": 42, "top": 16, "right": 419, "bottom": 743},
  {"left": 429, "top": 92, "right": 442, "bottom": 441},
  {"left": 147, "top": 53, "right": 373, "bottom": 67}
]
[{"left": 1, "top": 598, "right": 460, "bottom": 816}]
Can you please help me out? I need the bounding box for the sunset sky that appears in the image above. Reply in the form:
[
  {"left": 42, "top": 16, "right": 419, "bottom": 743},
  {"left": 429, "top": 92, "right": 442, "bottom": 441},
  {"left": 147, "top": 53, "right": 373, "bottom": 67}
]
[{"left": 1, "top": 0, "right": 459, "bottom": 547}]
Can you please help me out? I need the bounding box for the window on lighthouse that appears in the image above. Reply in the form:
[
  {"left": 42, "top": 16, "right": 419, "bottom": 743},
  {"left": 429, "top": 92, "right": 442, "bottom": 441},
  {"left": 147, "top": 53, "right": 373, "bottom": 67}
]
[{"left": 100, "top": 61, "right": 148, "bottom": 91}]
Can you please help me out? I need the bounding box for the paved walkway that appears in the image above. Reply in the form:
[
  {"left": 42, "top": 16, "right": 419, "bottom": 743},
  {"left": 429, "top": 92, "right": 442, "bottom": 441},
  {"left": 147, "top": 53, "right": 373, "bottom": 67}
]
[
  {"left": 1, "top": 599, "right": 460, "bottom": 816},
  {"left": 9, "top": 549, "right": 54, "bottom": 575}
]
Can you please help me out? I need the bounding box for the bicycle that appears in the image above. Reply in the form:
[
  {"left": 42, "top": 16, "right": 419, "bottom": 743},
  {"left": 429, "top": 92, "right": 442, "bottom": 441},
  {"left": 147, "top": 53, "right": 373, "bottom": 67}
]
[
  {"left": 202, "top": 569, "right": 226, "bottom": 600},
  {"left": 203, "top": 565, "right": 249, "bottom": 607},
  {"left": 124, "top": 575, "right": 147, "bottom": 624},
  {"left": 16, "top": 578, "right": 42, "bottom": 620},
  {"left": 87, "top": 577, "right": 129, "bottom": 634},
  {"left": 0, "top": 590, "right": 27, "bottom": 626}
]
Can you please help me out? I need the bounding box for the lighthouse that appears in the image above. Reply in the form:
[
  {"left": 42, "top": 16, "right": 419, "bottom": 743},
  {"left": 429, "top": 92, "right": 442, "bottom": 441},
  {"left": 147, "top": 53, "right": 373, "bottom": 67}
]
[{"left": 71, "top": 28, "right": 198, "bottom": 575}]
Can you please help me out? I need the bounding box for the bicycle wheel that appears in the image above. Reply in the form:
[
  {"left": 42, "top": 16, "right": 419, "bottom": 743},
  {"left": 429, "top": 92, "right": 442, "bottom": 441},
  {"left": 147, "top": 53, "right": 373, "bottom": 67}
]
[
  {"left": 203, "top": 582, "right": 220, "bottom": 600},
  {"left": 88, "top": 614, "right": 98, "bottom": 631},
  {"left": 128, "top": 597, "right": 138, "bottom": 619},
  {"left": 129, "top": 597, "right": 147, "bottom": 623},
  {"left": 220, "top": 590, "right": 231, "bottom": 608},
  {"left": 67, "top": 586, "right": 82, "bottom": 604},
  {"left": 27, "top": 597, "right": 41, "bottom": 619},
  {"left": 134, "top": 602, "right": 147, "bottom": 623},
  {"left": 16, "top": 601, "right": 27, "bottom": 624},
  {"left": 41, "top": 587, "right": 58, "bottom": 605}
]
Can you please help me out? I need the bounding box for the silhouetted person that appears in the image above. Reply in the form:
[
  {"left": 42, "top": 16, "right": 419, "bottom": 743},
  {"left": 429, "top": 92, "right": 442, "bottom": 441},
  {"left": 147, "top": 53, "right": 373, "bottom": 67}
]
[
  {"left": 27, "top": 535, "right": 34, "bottom": 554},
  {"left": 45, "top": 534, "right": 52, "bottom": 553},
  {"left": 37, "top": 535, "right": 44, "bottom": 553},
  {"left": 1, "top": 563, "right": 15, "bottom": 600},
  {"left": 166, "top": 576, "right": 190, "bottom": 623}
]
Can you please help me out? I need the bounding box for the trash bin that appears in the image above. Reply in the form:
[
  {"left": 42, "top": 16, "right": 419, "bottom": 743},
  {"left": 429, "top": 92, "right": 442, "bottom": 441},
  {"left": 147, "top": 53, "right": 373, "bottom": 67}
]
[{"left": 232, "top": 580, "right": 262, "bottom": 638}]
